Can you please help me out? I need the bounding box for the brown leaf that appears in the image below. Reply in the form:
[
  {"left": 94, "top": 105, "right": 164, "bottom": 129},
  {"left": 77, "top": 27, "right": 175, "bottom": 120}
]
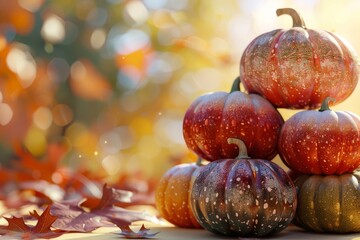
[
  {"left": 19, "top": 180, "right": 65, "bottom": 202},
  {"left": 51, "top": 184, "right": 157, "bottom": 232},
  {"left": 12, "top": 142, "right": 67, "bottom": 182},
  {"left": 2, "top": 216, "right": 30, "bottom": 232},
  {"left": 80, "top": 183, "right": 132, "bottom": 210},
  {"left": 2, "top": 180, "right": 65, "bottom": 210},
  {"left": 31, "top": 207, "right": 58, "bottom": 233},
  {"left": 0, "top": 205, "right": 64, "bottom": 239},
  {"left": 118, "top": 224, "right": 159, "bottom": 239}
]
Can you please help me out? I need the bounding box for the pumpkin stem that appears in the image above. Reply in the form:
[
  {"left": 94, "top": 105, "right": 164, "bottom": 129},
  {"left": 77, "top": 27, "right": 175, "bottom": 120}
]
[
  {"left": 319, "top": 97, "right": 336, "bottom": 112},
  {"left": 276, "top": 8, "right": 306, "bottom": 29},
  {"left": 227, "top": 138, "right": 250, "bottom": 159},
  {"left": 195, "top": 157, "right": 203, "bottom": 166},
  {"left": 230, "top": 76, "right": 241, "bottom": 93}
]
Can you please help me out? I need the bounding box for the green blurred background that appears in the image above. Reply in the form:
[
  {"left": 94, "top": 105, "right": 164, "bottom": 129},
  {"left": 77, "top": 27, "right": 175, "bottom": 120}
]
[{"left": 1, "top": 0, "right": 360, "bottom": 190}]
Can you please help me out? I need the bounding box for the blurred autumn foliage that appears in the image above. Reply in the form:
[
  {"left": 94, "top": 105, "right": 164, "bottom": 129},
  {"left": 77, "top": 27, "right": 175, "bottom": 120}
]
[
  {"left": 1, "top": 0, "right": 360, "bottom": 196},
  {"left": 0, "top": 0, "right": 235, "bottom": 193}
]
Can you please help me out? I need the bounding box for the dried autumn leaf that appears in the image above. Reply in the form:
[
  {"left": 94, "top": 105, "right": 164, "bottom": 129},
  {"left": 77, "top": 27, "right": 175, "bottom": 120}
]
[
  {"left": 80, "top": 182, "right": 133, "bottom": 209},
  {"left": 12, "top": 142, "right": 67, "bottom": 182},
  {"left": 19, "top": 180, "right": 65, "bottom": 201},
  {"left": 51, "top": 184, "right": 157, "bottom": 232},
  {"left": 0, "top": 205, "right": 64, "bottom": 239},
  {"left": 0, "top": 143, "right": 69, "bottom": 208},
  {"left": 118, "top": 224, "right": 159, "bottom": 239}
]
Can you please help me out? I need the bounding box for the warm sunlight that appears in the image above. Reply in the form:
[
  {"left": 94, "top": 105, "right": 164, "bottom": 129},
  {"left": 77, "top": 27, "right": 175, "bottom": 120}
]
[{"left": 1, "top": 0, "right": 360, "bottom": 239}]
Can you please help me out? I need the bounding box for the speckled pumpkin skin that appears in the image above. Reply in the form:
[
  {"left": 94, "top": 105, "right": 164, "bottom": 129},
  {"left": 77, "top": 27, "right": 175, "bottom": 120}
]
[
  {"left": 183, "top": 91, "right": 284, "bottom": 161},
  {"left": 278, "top": 108, "right": 360, "bottom": 175},
  {"left": 190, "top": 158, "right": 297, "bottom": 237},
  {"left": 155, "top": 163, "right": 202, "bottom": 228},
  {"left": 294, "top": 172, "right": 360, "bottom": 233},
  {"left": 240, "top": 18, "right": 359, "bottom": 109}
]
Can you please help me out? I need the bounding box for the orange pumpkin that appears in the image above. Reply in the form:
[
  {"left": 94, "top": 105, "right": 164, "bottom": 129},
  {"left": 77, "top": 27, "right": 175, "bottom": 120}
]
[{"left": 155, "top": 160, "right": 202, "bottom": 228}]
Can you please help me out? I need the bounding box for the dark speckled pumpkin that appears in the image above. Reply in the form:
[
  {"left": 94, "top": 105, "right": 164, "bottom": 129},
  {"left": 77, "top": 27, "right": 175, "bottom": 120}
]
[
  {"left": 294, "top": 172, "right": 360, "bottom": 233},
  {"left": 190, "top": 138, "right": 297, "bottom": 237}
]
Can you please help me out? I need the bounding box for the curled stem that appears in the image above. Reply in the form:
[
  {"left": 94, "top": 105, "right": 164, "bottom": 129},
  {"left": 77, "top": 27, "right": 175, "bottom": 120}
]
[
  {"left": 319, "top": 97, "right": 336, "bottom": 112},
  {"left": 195, "top": 157, "right": 204, "bottom": 166},
  {"left": 227, "top": 138, "right": 250, "bottom": 159},
  {"left": 276, "top": 8, "right": 306, "bottom": 29},
  {"left": 230, "top": 76, "right": 241, "bottom": 93}
]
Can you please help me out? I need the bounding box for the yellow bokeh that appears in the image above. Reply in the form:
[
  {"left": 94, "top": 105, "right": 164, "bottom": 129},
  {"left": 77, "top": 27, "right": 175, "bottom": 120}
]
[{"left": 24, "top": 126, "right": 47, "bottom": 157}]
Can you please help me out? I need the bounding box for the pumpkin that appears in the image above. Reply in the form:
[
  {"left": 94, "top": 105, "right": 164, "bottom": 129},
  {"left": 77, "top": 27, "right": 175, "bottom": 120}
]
[
  {"left": 240, "top": 8, "right": 360, "bottom": 109},
  {"left": 183, "top": 77, "right": 284, "bottom": 161},
  {"left": 278, "top": 97, "right": 360, "bottom": 175},
  {"left": 155, "top": 159, "right": 202, "bottom": 228},
  {"left": 293, "top": 172, "right": 360, "bottom": 233},
  {"left": 190, "top": 138, "right": 297, "bottom": 237}
]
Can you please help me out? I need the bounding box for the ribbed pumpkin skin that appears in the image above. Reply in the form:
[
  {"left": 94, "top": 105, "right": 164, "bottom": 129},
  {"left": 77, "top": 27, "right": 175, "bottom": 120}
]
[
  {"left": 183, "top": 91, "right": 284, "bottom": 161},
  {"left": 294, "top": 172, "right": 360, "bottom": 233},
  {"left": 155, "top": 163, "right": 202, "bottom": 228},
  {"left": 240, "top": 28, "right": 360, "bottom": 109},
  {"left": 278, "top": 108, "right": 360, "bottom": 175},
  {"left": 190, "top": 159, "right": 297, "bottom": 237}
]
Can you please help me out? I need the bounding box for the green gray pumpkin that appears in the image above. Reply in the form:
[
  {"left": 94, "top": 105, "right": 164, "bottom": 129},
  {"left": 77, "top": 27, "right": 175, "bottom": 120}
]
[{"left": 294, "top": 172, "right": 360, "bottom": 233}]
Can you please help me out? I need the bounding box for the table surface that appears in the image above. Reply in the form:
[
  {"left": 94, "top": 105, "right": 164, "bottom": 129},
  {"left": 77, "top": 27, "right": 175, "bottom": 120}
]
[
  {"left": 56, "top": 221, "right": 360, "bottom": 240},
  {"left": 1, "top": 203, "right": 360, "bottom": 239}
]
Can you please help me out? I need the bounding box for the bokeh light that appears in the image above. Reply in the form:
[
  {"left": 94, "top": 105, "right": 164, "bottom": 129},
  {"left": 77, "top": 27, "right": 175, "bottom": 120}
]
[
  {"left": 41, "top": 14, "right": 65, "bottom": 44},
  {"left": 52, "top": 104, "right": 73, "bottom": 127},
  {"left": 33, "top": 106, "right": 52, "bottom": 130},
  {"left": 6, "top": 44, "right": 36, "bottom": 88},
  {"left": 0, "top": 103, "right": 13, "bottom": 126}
]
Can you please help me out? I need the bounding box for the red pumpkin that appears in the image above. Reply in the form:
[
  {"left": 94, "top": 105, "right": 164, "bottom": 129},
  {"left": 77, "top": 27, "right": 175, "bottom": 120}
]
[
  {"left": 278, "top": 97, "right": 360, "bottom": 175},
  {"left": 155, "top": 159, "right": 202, "bottom": 228},
  {"left": 190, "top": 138, "right": 297, "bottom": 237},
  {"left": 240, "top": 8, "right": 360, "bottom": 109},
  {"left": 183, "top": 77, "right": 284, "bottom": 161}
]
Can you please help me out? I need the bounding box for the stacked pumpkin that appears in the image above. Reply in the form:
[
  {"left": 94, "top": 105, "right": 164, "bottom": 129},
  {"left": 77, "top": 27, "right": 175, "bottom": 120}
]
[
  {"left": 241, "top": 7, "right": 360, "bottom": 234},
  {"left": 155, "top": 7, "right": 360, "bottom": 237}
]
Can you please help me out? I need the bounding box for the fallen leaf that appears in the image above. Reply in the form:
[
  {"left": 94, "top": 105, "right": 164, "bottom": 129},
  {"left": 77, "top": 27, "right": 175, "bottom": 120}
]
[
  {"left": 30, "top": 207, "right": 57, "bottom": 233},
  {"left": 80, "top": 182, "right": 132, "bottom": 210},
  {"left": 118, "top": 224, "right": 159, "bottom": 239},
  {"left": 0, "top": 205, "right": 64, "bottom": 239},
  {"left": 19, "top": 180, "right": 66, "bottom": 202},
  {"left": 1, "top": 180, "right": 66, "bottom": 210},
  {"left": 13, "top": 142, "right": 67, "bottom": 182},
  {"left": 51, "top": 184, "right": 157, "bottom": 232}
]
